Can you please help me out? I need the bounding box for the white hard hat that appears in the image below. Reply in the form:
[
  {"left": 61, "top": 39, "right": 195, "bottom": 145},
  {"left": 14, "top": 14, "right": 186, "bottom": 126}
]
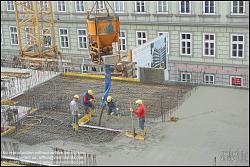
[
  {"left": 88, "top": 89, "right": 93, "bottom": 95},
  {"left": 135, "top": 99, "right": 142, "bottom": 105},
  {"left": 73, "top": 95, "right": 79, "bottom": 99}
]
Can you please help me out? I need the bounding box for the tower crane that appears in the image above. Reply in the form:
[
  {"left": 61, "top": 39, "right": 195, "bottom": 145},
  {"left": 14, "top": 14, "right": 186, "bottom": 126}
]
[{"left": 13, "top": 1, "right": 70, "bottom": 70}]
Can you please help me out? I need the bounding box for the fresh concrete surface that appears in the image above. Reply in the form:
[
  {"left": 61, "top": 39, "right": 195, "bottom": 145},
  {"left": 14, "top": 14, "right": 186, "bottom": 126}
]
[
  {"left": 98, "top": 86, "right": 249, "bottom": 166},
  {"left": 1, "top": 86, "right": 249, "bottom": 166}
]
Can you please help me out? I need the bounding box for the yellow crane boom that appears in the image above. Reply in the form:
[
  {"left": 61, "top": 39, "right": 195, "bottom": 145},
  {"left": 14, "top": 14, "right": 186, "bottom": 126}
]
[{"left": 14, "top": 1, "right": 64, "bottom": 69}]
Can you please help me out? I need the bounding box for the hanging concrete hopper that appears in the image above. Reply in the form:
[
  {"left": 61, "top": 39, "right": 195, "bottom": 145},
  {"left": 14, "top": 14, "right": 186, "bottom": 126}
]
[{"left": 87, "top": 2, "right": 120, "bottom": 64}]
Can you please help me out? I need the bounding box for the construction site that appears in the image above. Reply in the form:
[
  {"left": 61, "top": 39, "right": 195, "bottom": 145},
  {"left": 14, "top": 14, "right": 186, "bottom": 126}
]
[{"left": 1, "top": 1, "right": 249, "bottom": 166}]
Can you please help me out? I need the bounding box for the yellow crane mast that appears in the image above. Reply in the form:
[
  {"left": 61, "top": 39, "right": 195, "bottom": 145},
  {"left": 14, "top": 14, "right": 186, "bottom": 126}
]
[{"left": 13, "top": 1, "right": 65, "bottom": 70}]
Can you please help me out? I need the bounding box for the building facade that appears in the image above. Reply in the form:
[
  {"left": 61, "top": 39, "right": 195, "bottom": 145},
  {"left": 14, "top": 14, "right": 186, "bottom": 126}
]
[{"left": 1, "top": 1, "right": 249, "bottom": 87}]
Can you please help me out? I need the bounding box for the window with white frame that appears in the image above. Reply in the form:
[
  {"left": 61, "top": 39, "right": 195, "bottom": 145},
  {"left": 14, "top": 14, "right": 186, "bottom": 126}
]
[
  {"left": 77, "top": 29, "right": 87, "bottom": 49},
  {"left": 231, "top": 34, "right": 244, "bottom": 58},
  {"left": 157, "top": 1, "right": 168, "bottom": 13},
  {"left": 42, "top": 29, "right": 51, "bottom": 47},
  {"left": 25, "top": 27, "right": 32, "bottom": 45},
  {"left": 75, "top": 1, "right": 84, "bottom": 12},
  {"left": 63, "top": 66, "right": 71, "bottom": 73},
  {"left": 114, "top": 1, "right": 125, "bottom": 12},
  {"left": 57, "top": 1, "right": 66, "bottom": 12},
  {"left": 10, "top": 26, "right": 18, "bottom": 45},
  {"left": 231, "top": 1, "right": 245, "bottom": 14},
  {"left": 204, "top": 74, "right": 215, "bottom": 84},
  {"left": 1, "top": 28, "right": 3, "bottom": 45},
  {"left": 59, "top": 28, "right": 69, "bottom": 48},
  {"left": 181, "top": 72, "right": 191, "bottom": 82},
  {"left": 119, "top": 31, "right": 127, "bottom": 51},
  {"left": 6, "top": 1, "right": 14, "bottom": 11},
  {"left": 179, "top": 1, "right": 191, "bottom": 14},
  {"left": 230, "top": 76, "right": 243, "bottom": 87},
  {"left": 136, "top": 31, "right": 147, "bottom": 45},
  {"left": 203, "top": 33, "right": 215, "bottom": 57},
  {"left": 135, "top": 1, "right": 145, "bottom": 12},
  {"left": 99, "top": 66, "right": 104, "bottom": 72},
  {"left": 96, "top": 1, "right": 104, "bottom": 9},
  {"left": 180, "top": 33, "right": 192, "bottom": 55},
  {"left": 158, "top": 32, "right": 169, "bottom": 54},
  {"left": 203, "top": 1, "right": 215, "bottom": 14},
  {"left": 40, "top": 1, "right": 48, "bottom": 11}
]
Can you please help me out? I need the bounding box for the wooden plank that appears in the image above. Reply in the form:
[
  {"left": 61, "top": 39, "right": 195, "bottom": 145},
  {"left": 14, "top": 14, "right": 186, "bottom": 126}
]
[{"left": 125, "top": 131, "right": 145, "bottom": 140}]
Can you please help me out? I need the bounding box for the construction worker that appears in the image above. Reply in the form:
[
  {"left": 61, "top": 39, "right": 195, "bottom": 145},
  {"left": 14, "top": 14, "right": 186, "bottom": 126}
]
[
  {"left": 130, "top": 99, "right": 145, "bottom": 134},
  {"left": 106, "top": 96, "right": 117, "bottom": 116},
  {"left": 70, "top": 95, "right": 80, "bottom": 131},
  {"left": 82, "top": 89, "right": 95, "bottom": 115}
]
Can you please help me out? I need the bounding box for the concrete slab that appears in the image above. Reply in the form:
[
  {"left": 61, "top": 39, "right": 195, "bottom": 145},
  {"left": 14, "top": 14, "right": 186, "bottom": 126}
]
[{"left": 1, "top": 86, "right": 249, "bottom": 166}]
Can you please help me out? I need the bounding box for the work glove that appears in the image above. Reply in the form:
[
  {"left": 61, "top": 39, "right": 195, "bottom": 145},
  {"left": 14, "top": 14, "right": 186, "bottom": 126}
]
[{"left": 130, "top": 108, "right": 133, "bottom": 112}]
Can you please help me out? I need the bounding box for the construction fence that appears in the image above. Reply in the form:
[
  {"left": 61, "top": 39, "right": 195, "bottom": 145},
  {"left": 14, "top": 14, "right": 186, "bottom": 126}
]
[
  {"left": 1, "top": 68, "right": 60, "bottom": 100},
  {"left": 1, "top": 140, "right": 97, "bottom": 166}
]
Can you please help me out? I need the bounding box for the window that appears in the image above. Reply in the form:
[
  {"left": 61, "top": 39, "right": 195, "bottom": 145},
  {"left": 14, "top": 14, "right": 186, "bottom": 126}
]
[
  {"left": 181, "top": 72, "right": 191, "bottom": 82},
  {"left": 204, "top": 74, "right": 215, "bottom": 84},
  {"left": 25, "top": 27, "right": 32, "bottom": 45},
  {"left": 63, "top": 66, "right": 71, "bottom": 73},
  {"left": 59, "top": 28, "right": 69, "bottom": 48},
  {"left": 179, "top": 1, "right": 191, "bottom": 14},
  {"left": 96, "top": 1, "right": 104, "bottom": 9},
  {"left": 158, "top": 32, "right": 169, "bottom": 54},
  {"left": 135, "top": 1, "right": 145, "bottom": 12},
  {"left": 203, "top": 33, "right": 215, "bottom": 57},
  {"left": 81, "top": 65, "right": 90, "bottom": 72},
  {"left": 42, "top": 29, "right": 51, "bottom": 47},
  {"left": 157, "top": 1, "right": 168, "bottom": 13},
  {"left": 9, "top": 26, "right": 18, "bottom": 45},
  {"left": 136, "top": 31, "right": 147, "bottom": 45},
  {"left": 40, "top": 1, "right": 48, "bottom": 11},
  {"left": 231, "top": 34, "right": 244, "bottom": 58},
  {"left": 57, "top": 1, "right": 66, "bottom": 12},
  {"left": 77, "top": 29, "right": 87, "bottom": 49},
  {"left": 180, "top": 33, "right": 192, "bottom": 55},
  {"left": 114, "top": 1, "right": 125, "bottom": 12},
  {"left": 230, "top": 76, "right": 243, "bottom": 87},
  {"left": 119, "top": 31, "right": 127, "bottom": 51},
  {"left": 99, "top": 66, "right": 104, "bottom": 72},
  {"left": 75, "top": 1, "right": 84, "bottom": 12},
  {"left": 203, "top": 1, "right": 215, "bottom": 14},
  {"left": 231, "top": 1, "right": 245, "bottom": 14},
  {"left": 6, "top": 1, "right": 14, "bottom": 11}
]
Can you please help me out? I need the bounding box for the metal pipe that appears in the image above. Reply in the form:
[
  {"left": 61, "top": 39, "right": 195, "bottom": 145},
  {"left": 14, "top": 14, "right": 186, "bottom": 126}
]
[{"left": 78, "top": 124, "right": 122, "bottom": 132}]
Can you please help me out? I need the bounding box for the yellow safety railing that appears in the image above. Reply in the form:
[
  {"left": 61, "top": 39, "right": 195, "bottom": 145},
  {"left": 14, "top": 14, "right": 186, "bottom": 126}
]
[{"left": 63, "top": 72, "right": 140, "bottom": 83}]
